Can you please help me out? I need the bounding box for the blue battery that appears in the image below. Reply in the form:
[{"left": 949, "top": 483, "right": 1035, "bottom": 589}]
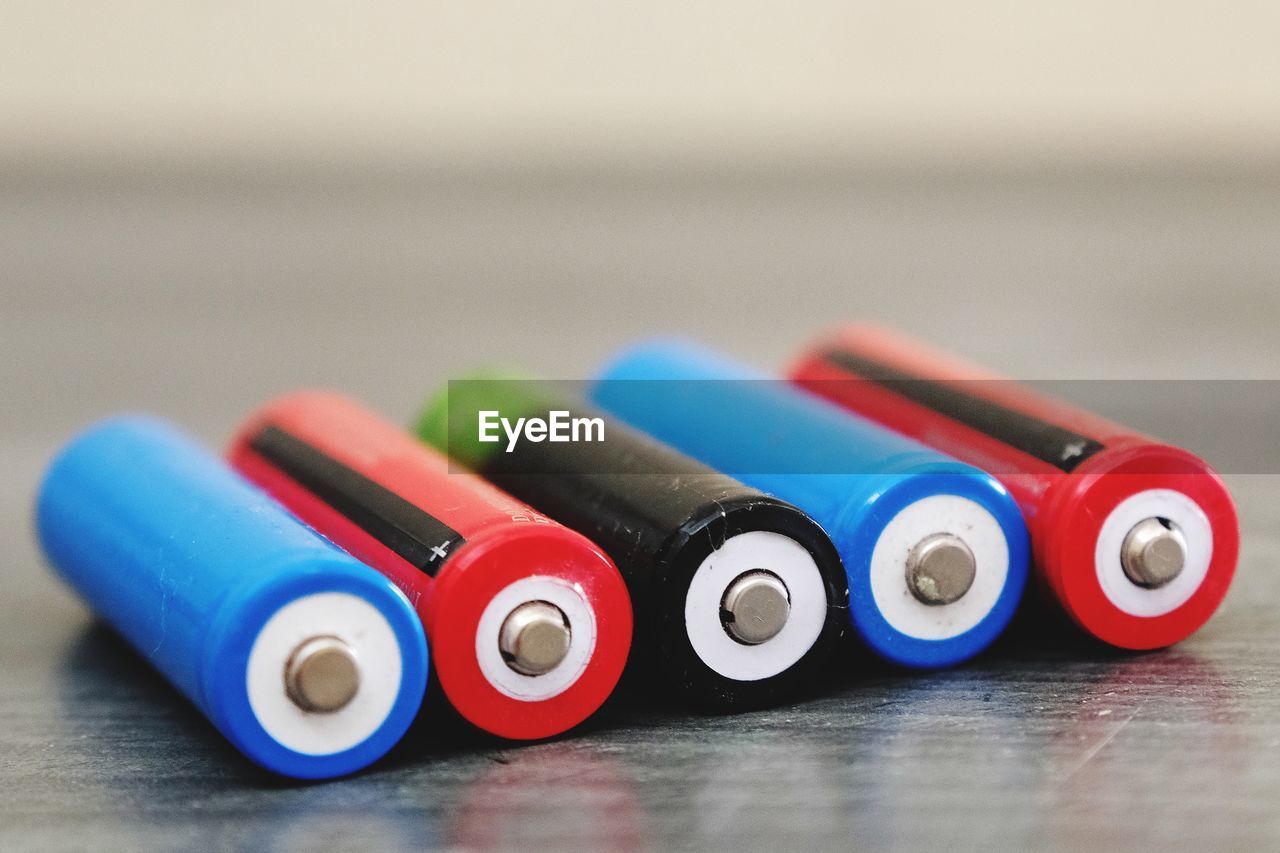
[
  {"left": 591, "top": 340, "right": 1030, "bottom": 668},
  {"left": 35, "top": 416, "right": 429, "bottom": 779}
]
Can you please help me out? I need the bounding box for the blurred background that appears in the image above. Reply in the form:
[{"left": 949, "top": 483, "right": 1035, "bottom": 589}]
[
  {"left": 4, "top": 5, "right": 1280, "bottom": 849},
  {"left": 5, "top": 2, "right": 1280, "bottom": 442}
]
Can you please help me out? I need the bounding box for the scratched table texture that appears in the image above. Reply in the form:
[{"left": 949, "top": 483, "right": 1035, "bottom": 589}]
[{"left": 3, "top": 163, "right": 1279, "bottom": 852}]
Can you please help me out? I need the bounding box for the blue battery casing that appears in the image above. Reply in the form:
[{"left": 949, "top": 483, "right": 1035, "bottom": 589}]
[
  {"left": 591, "top": 340, "right": 1030, "bottom": 668},
  {"left": 35, "top": 416, "right": 429, "bottom": 779}
]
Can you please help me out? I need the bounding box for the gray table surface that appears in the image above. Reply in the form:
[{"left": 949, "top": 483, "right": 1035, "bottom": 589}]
[{"left": 3, "top": 164, "right": 1278, "bottom": 851}]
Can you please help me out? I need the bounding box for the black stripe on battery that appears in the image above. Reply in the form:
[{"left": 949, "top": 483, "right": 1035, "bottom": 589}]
[
  {"left": 818, "top": 348, "right": 1106, "bottom": 473},
  {"left": 249, "top": 425, "right": 465, "bottom": 576}
]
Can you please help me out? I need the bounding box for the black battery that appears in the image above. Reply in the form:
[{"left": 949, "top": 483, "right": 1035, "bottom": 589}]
[{"left": 417, "top": 377, "right": 848, "bottom": 710}]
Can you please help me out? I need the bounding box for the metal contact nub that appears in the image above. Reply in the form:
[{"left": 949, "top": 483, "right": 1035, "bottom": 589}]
[
  {"left": 499, "top": 600, "right": 572, "bottom": 676},
  {"left": 906, "top": 533, "right": 977, "bottom": 606},
  {"left": 720, "top": 570, "right": 792, "bottom": 645},
  {"left": 284, "top": 635, "right": 362, "bottom": 714},
  {"left": 1121, "top": 517, "right": 1187, "bottom": 589}
]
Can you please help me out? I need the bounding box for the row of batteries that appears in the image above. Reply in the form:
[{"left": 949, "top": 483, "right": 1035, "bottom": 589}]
[{"left": 35, "top": 327, "right": 1239, "bottom": 780}]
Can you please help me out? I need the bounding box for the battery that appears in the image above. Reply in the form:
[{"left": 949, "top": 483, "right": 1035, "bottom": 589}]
[
  {"left": 415, "top": 376, "right": 849, "bottom": 709},
  {"left": 227, "top": 391, "right": 632, "bottom": 740},
  {"left": 590, "top": 340, "right": 1031, "bottom": 669},
  {"left": 34, "top": 416, "right": 429, "bottom": 779},
  {"left": 787, "top": 325, "right": 1239, "bottom": 649}
]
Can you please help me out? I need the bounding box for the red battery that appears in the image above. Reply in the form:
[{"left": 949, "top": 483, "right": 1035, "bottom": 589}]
[
  {"left": 228, "top": 391, "right": 632, "bottom": 740},
  {"left": 788, "top": 325, "right": 1238, "bottom": 650}
]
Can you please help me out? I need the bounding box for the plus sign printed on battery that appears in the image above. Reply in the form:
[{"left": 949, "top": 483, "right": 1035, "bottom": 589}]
[{"left": 1061, "top": 440, "right": 1087, "bottom": 462}]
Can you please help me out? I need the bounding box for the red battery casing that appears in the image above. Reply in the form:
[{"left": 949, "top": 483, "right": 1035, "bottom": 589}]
[
  {"left": 788, "top": 325, "right": 1238, "bottom": 650},
  {"left": 228, "top": 391, "right": 632, "bottom": 740}
]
